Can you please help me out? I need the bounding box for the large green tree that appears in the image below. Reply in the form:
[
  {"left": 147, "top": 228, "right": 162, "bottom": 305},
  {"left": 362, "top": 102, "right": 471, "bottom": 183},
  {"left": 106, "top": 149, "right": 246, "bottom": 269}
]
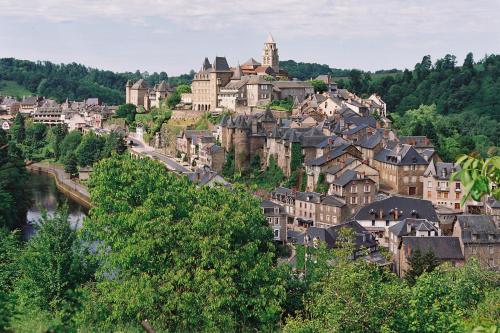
[{"left": 78, "top": 155, "right": 286, "bottom": 332}]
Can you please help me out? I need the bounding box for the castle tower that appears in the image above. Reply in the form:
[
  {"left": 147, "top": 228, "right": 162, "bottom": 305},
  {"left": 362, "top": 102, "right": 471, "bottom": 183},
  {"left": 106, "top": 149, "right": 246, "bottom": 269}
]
[
  {"left": 262, "top": 33, "right": 279, "bottom": 73},
  {"left": 125, "top": 80, "right": 132, "bottom": 104}
]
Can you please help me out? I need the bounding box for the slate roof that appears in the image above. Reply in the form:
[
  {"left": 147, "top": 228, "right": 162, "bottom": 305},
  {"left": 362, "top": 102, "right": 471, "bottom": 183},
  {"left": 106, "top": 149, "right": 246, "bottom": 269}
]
[
  {"left": 21, "top": 96, "right": 38, "bottom": 105},
  {"left": 324, "top": 157, "right": 357, "bottom": 176},
  {"left": 272, "top": 186, "right": 295, "bottom": 197},
  {"left": 305, "top": 143, "right": 353, "bottom": 167},
  {"left": 297, "top": 221, "right": 377, "bottom": 250},
  {"left": 456, "top": 215, "right": 499, "bottom": 244},
  {"left": 424, "top": 160, "right": 459, "bottom": 180},
  {"left": 296, "top": 191, "right": 322, "bottom": 203},
  {"left": 243, "top": 57, "right": 261, "bottom": 66},
  {"left": 131, "top": 79, "right": 149, "bottom": 89},
  {"left": 332, "top": 169, "right": 358, "bottom": 187},
  {"left": 356, "top": 130, "right": 383, "bottom": 149},
  {"left": 399, "top": 136, "right": 433, "bottom": 148},
  {"left": 212, "top": 56, "right": 230, "bottom": 71},
  {"left": 402, "top": 237, "right": 464, "bottom": 260},
  {"left": 273, "top": 81, "right": 313, "bottom": 89},
  {"left": 320, "top": 195, "right": 346, "bottom": 207},
  {"left": 388, "top": 218, "right": 438, "bottom": 237},
  {"left": 354, "top": 196, "right": 439, "bottom": 222},
  {"left": 374, "top": 144, "right": 428, "bottom": 166}
]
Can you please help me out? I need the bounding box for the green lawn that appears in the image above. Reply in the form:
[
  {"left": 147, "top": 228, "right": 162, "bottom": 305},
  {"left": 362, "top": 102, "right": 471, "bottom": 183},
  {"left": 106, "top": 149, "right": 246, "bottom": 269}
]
[{"left": 0, "top": 80, "right": 33, "bottom": 98}]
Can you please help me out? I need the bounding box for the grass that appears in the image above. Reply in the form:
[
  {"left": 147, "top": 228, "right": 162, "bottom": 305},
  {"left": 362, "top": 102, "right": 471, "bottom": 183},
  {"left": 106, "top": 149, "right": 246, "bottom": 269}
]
[{"left": 0, "top": 80, "right": 33, "bottom": 98}]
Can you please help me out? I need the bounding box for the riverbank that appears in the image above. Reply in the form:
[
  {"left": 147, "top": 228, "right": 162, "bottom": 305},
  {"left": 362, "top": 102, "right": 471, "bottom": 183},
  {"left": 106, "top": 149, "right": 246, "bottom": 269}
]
[{"left": 27, "top": 162, "right": 91, "bottom": 209}]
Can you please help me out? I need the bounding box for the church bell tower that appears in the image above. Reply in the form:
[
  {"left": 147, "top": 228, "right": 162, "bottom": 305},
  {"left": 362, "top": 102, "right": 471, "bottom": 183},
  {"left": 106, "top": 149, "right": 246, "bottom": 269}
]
[{"left": 262, "top": 33, "right": 279, "bottom": 73}]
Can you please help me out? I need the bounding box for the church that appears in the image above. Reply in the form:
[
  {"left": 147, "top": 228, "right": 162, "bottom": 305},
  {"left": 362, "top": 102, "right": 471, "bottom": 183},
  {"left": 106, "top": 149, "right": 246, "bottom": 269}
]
[{"left": 189, "top": 34, "right": 313, "bottom": 113}]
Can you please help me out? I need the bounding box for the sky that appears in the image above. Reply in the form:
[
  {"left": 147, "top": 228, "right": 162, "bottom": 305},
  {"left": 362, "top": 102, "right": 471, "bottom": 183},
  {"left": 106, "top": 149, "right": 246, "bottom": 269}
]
[{"left": 1, "top": 0, "right": 500, "bottom": 75}]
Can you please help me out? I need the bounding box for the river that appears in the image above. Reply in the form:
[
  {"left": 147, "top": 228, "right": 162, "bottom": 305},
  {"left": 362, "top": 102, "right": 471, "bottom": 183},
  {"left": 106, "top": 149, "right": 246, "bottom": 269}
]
[{"left": 23, "top": 171, "right": 88, "bottom": 239}]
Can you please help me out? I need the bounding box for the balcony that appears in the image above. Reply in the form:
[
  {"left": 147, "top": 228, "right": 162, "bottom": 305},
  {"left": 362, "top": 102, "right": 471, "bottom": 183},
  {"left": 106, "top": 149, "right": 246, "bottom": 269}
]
[{"left": 436, "top": 186, "right": 449, "bottom": 192}]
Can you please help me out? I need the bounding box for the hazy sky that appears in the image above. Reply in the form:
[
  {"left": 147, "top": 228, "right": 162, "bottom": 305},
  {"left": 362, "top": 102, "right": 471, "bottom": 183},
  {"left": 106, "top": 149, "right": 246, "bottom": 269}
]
[{"left": 1, "top": 0, "right": 499, "bottom": 75}]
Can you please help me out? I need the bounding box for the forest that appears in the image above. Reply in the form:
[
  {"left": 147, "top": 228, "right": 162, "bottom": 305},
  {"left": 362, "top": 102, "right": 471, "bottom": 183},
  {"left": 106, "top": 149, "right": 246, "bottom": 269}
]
[{"left": 0, "top": 58, "right": 193, "bottom": 104}]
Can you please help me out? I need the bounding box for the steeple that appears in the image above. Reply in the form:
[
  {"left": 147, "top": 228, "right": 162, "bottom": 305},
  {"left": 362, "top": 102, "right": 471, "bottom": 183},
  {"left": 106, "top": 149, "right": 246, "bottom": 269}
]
[
  {"left": 266, "top": 32, "right": 275, "bottom": 44},
  {"left": 262, "top": 33, "right": 279, "bottom": 73},
  {"left": 231, "top": 63, "right": 243, "bottom": 80}
]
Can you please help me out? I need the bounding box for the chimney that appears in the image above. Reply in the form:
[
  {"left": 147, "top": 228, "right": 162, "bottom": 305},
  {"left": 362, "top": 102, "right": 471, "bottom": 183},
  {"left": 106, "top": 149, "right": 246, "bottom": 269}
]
[
  {"left": 378, "top": 208, "right": 383, "bottom": 219},
  {"left": 394, "top": 208, "right": 399, "bottom": 220}
]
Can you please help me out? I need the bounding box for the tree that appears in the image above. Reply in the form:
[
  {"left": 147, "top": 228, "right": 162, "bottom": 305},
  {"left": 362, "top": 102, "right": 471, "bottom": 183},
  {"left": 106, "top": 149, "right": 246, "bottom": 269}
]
[
  {"left": 315, "top": 173, "right": 328, "bottom": 193},
  {"left": 0, "top": 229, "right": 20, "bottom": 331},
  {"left": 310, "top": 80, "right": 328, "bottom": 93},
  {"left": 116, "top": 103, "right": 137, "bottom": 123},
  {"left": 11, "top": 207, "right": 93, "bottom": 331},
  {"left": 11, "top": 113, "right": 25, "bottom": 144},
  {"left": 0, "top": 130, "right": 29, "bottom": 230},
  {"left": 222, "top": 148, "right": 235, "bottom": 178},
  {"left": 102, "top": 131, "right": 126, "bottom": 157},
  {"left": 64, "top": 153, "right": 78, "bottom": 178},
  {"left": 405, "top": 249, "right": 440, "bottom": 285},
  {"left": 78, "top": 155, "right": 286, "bottom": 332},
  {"left": 75, "top": 132, "right": 105, "bottom": 167},
  {"left": 452, "top": 154, "right": 500, "bottom": 204},
  {"left": 59, "top": 131, "right": 82, "bottom": 162},
  {"left": 175, "top": 84, "right": 191, "bottom": 94},
  {"left": 284, "top": 244, "right": 409, "bottom": 333}
]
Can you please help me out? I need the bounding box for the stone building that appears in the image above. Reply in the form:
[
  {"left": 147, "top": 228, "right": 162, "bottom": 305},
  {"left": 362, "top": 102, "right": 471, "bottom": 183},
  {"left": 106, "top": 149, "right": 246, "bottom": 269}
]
[
  {"left": 190, "top": 35, "right": 312, "bottom": 113},
  {"left": 453, "top": 215, "right": 499, "bottom": 270},
  {"left": 126, "top": 79, "right": 171, "bottom": 109},
  {"left": 262, "top": 200, "right": 288, "bottom": 242},
  {"left": 262, "top": 33, "right": 279, "bottom": 73},
  {"left": 220, "top": 108, "right": 277, "bottom": 172},
  {"left": 422, "top": 161, "right": 484, "bottom": 214},
  {"left": 354, "top": 196, "right": 439, "bottom": 247},
  {"left": 198, "top": 143, "right": 225, "bottom": 173},
  {"left": 387, "top": 218, "right": 441, "bottom": 275},
  {"left": 372, "top": 144, "right": 429, "bottom": 196},
  {"left": 398, "top": 237, "right": 464, "bottom": 277}
]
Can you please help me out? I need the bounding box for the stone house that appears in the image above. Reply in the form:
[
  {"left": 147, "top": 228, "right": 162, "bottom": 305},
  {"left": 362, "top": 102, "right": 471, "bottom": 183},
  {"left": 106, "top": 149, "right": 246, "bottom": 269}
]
[
  {"left": 388, "top": 218, "right": 441, "bottom": 275},
  {"left": 19, "top": 96, "right": 40, "bottom": 115},
  {"left": 198, "top": 143, "right": 225, "bottom": 173},
  {"left": 453, "top": 215, "right": 499, "bottom": 270},
  {"left": 315, "top": 195, "right": 348, "bottom": 228},
  {"left": 125, "top": 79, "right": 148, "bottom": 108},
  {"left": 0, "top": 97, "right": 20, "bottom": 115},
  {"left": 422, "top": 161, "right": 484, "bottom": 214},
  {"left": 294, "top": 191, "right": 322, "bottom": 227},
  {"left": 270, "top": 187, "right": 296, "bottom": 221},
  {"left": 398, "top": 237, "right": 464, "bottom": 277},
  {"left": 485, "top": 197, "right": 500, "bottom": 226},
  {"left": 296, "top": 221, "right": 379, "bottom": 260},
  {"left": 372, "top": 144, "right": 429, "bottom": 196},
  {"left": 329, "top": 169, "right": 377, "bottom": 217},
  {"left": 354, "top": 196, "right": 439, "bottom": 247},
  {"left": 262, "top": 200, "right": 288, "bottom": 242},
  {"left": 305, "top": 143, "right": 362, "bottom": 190},
  {"left": 176, "top": 130, "right": 212, "bottom": 161},
  {"left": 272, "top": 81, "right": 314, "bottom": 102}
]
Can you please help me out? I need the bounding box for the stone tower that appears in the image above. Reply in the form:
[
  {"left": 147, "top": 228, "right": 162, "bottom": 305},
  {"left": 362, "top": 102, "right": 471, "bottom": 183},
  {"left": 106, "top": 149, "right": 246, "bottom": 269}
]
[
  {"left": 125, "top": 80, "right": 132, "bottom": 104},
  {"left": 262, "top": 33, "right": 279, "bottom": 72}
]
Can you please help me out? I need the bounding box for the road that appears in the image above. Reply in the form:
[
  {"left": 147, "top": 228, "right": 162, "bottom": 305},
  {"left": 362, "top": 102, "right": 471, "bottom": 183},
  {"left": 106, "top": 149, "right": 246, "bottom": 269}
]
[{"left": 128, "top": 132, "right": 192, "bottom": 173}]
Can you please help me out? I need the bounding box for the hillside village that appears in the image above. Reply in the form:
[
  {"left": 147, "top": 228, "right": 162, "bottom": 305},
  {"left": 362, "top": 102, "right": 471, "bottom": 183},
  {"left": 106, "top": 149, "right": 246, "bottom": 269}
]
[{"left": 1, "top": 34, "right": 499, "bottom": 279}]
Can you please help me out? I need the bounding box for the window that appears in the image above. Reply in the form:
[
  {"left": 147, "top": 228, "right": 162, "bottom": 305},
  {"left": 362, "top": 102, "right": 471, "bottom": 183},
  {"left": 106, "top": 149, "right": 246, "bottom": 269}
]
[
  {"left": 444, "top": 192, "right": 449, "bottom": 199},
  {"left": 274, "top": 229, "right": 280, "bottom": 239},
  {"left": 403, "top": 176, "right": 409, "bottom": 184},
  {"left": 489, "top": 245, "right": 494, "bottom": 255},
  {"left": 364, "top": 184, "right": 371, "bottom": 192},
  {"left": 274, "top": 218, "right": 279, "bottom": 225},
  {"left": 350, "top": 197, "right": 358, "bottom": 204},
  {"left": 455, "top": 203, "right": 461, "bottom": 210},
  {"left": 455, "top": 193, "right": 460, "bottom": 199},
  {"left": 351, "top": 185, "right": 358, "bottom": 193},
  {"left": 410, "top": 165, "right": 417, "bottom": 170},
  {"left": 456, "top": 182, "right": 461, "bottom": 190},
  {"left": 326, "top": 215, "right": 330, "bottom": 222},
  {"left": 372, "top": 220, "right": 375, "bottom": 226},
  {"left": 427, "top": 181, "right": 432, "bottom": 188},
  {"left": 386, "top": 220, "right": 389, "bottom": 226}
]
